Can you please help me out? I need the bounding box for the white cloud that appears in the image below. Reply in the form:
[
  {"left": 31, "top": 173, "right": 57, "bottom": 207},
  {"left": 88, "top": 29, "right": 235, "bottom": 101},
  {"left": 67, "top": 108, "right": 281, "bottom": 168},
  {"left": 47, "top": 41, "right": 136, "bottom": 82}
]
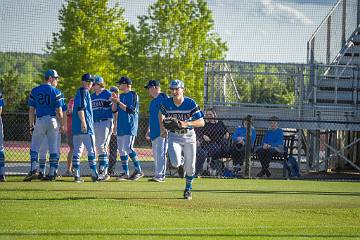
[{"left": 260, "top": 0, "right": 313, "bottom": 25}]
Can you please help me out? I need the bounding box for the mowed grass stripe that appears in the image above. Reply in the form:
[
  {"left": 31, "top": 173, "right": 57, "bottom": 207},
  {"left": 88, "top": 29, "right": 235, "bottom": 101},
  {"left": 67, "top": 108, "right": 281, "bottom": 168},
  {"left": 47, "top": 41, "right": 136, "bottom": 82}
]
[{"left": 0, "top": 178, "right": 359, "bottom": 240}]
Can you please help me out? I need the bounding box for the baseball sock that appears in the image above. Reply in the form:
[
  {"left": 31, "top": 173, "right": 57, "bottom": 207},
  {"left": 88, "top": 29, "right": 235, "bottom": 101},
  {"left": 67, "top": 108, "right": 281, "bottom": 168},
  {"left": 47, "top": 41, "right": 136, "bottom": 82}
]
[
  {"left": 88, "top": 155, "right": 98, "bottom": 178},
  {"left": 185, "top": 175, "right": 194, "bottom": 191},
  {"left": 98, "top": 154, "right": 108, "bottom": 174},
  {"left": 0, "top": 151, "right": 5, "bottom": 176},
  {"left": 30, "top": 150, "right": 38, "bottom": 172},
  {"left": 120, "top": 155, "right": 129, "bottom": 175},
  {"left": 72, "top": 156, "right": 81, "bottom": 178},
  {"left": 39, "top": 158, "right": 46, "bottom": 175},
  {"left": 129, "top": 151, "right": 141, "bottom": 172},
  {"left": 49, "top": 153, "right": 58, "bottom": 177}
]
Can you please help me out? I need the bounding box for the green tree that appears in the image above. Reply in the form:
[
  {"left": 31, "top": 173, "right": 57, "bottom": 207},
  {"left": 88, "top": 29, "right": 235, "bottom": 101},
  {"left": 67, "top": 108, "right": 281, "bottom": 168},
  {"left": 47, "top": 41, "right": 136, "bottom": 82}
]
[
  {"left": 44, "top": 0, "right": 128, "bottom": 98},
  {"left": 118, "top": 0, "right": 228, "bottom": 109},
  {"left": 0, "top": 70, "right": 30, "bottom": 111}
]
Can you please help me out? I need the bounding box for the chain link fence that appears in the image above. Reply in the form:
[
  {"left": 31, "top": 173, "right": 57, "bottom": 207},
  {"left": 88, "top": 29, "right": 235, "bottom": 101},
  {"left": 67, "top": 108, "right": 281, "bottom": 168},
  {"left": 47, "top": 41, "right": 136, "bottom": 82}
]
[{"left": 3, "top": 112, "right": 360, "bottom": 179}]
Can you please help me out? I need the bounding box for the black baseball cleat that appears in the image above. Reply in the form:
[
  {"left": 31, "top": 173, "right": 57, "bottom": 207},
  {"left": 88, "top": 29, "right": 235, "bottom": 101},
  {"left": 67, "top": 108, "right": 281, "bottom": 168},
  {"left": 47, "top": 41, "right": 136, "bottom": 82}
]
[
  {"left": 38, "top": 172, "right": 45, "bottom": 180},
  {"left": 183, "top": 190, "right": 192, "bottom": 200},
  {"left": 177, "top": 165, "right": 185, "bottom": 178},
  {"left": 23, "top": 170, "right": 38, "bottom": 182},
  {"left": 74, "top": 176, "right": 84, "bottom": 183},
  {"left": 129, "top": 170, "right": 144, "bottom": 181},
  {"left": 0, "top": 175, "right": 5, "bottom": 182},
  {"left": 42, "top": 175, "right": 56, "bottom": 181},
  {"left": 265, "top": 169, "right": 271, "bottom": 177},
  {"left": 256, "top": 169, "right": 266, "bottom": 178}
]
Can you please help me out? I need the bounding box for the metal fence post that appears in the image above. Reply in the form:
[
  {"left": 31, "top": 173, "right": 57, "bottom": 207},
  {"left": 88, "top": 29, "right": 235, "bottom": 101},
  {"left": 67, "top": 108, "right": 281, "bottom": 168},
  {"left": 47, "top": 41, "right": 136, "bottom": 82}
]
[{"left": 244, "top": 115, "right": 252, "bottom": 178}]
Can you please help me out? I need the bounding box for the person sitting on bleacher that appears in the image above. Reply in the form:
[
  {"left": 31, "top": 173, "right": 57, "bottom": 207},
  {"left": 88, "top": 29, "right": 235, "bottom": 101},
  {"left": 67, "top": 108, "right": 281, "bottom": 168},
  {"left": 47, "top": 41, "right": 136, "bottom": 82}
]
[
  {"left": 255, "top": 116, "right": 284, "bottom": 177},
  {"left": 195, "top": 109, "right": 230, "bottom": 176},
  {"left": 231, "top": 116, "right": 256, "bottom": 175}
]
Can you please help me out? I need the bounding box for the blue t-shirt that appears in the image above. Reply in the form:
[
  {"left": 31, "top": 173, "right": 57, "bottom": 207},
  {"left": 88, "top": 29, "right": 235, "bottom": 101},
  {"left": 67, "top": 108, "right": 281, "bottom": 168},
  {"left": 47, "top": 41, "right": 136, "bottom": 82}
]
[
  {"left": 28, "top": 83, "right": 62, "bottom": 117},
  {"left": 116, "top": 91, "right": 139, "bottom": 136},
  {"left": 263, "top": 128, "right": 284, "bottom": 147},
  {"left": 91, "top": 89, "right": 113, "bottom": 121},
  {"left": 149, "top": 93, "right": 167, "bottom": 140},
  {"left": 159, "top": 97, "right": 204, "bottom": 129},
  {"left": 232, "top": 126, "right": 256, "bottom": 146},
  {"left": 0, "top": 93, "right": 4, "bottom": 107},
  {"left": 72, "top": 87, "right": 94, "bottom": 135}
]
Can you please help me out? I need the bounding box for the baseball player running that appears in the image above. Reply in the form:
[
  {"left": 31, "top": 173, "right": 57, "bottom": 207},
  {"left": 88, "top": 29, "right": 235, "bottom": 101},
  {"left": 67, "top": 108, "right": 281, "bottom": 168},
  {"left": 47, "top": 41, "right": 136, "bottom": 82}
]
[
  {"left": 72, "top": 73, "right": 102, "bottom": 182},
  {"left": 0, "top": 92, "right": 5, "bottom": 182},
  {"left": 111, "top": 76, "right": 143, "bottom": 181},
  {"left": 24, "top": 69, "right": 64, "bottom": 181},
  {"left": 159, "top": 79, "right": 204, "bottom": 200},
  {"left": 144, "top": 80, "right": 168, "bottom": 182},
  {"left": 91, "top": 75, "right": 113, "bottom": 181},
  {"left": 38, "top": 77, "right": 67, "bottom": 181}
]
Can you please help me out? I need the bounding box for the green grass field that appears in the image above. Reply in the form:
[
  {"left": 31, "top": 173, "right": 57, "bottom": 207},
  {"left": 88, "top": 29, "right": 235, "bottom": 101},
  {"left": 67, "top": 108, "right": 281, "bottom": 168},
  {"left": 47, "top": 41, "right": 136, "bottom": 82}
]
[{"left": 0, "top": 177, "right": 359, "bottom": 240}]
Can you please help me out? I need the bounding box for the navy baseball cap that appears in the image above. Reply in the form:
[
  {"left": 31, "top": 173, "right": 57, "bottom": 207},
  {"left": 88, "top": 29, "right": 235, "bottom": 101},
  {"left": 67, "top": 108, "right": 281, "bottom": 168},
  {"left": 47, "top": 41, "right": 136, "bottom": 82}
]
[
  {"left": 116, "top": 76, "right": 132, "bottom": 85},
  {"left": 144, "top": 80, "right": 160, "bottom": 89},
  {"left": 81, "top": 73, "right": 94, "bottom": 82},
  {"left": 169, "top": 79, "right": 185, "bottom": 89},
  {"left": 45, "top": 69, "right": 59, "bottom": 79},
  {"left": 94, "top": 75, "right": 104, "bottom": 85}
]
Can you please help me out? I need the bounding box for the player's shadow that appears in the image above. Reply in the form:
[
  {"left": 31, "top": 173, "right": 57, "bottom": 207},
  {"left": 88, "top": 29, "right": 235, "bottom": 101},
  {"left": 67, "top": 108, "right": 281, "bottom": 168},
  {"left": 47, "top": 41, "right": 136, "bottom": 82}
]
[
  {"left": 195, "top": 189, "right": 360, "bottom": 197},
  {"left": 0, "top": 232, "right": 359, "bottom": 238}
]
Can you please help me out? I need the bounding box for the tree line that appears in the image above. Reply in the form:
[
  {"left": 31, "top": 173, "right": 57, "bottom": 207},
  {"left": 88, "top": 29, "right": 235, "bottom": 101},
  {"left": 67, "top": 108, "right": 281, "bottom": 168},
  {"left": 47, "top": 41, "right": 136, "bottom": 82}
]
[{"left": 0, "top": 0, "right": 296, "bottom": 112}]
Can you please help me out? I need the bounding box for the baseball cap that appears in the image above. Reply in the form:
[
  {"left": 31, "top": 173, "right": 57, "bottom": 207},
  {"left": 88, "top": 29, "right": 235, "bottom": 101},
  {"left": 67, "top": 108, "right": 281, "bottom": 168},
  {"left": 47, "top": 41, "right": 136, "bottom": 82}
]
[
  {"left": 144, "top": 80, "right": 160, "bottom": 89},
  {"left": 109, "top": 86, "right": 119, "bottom": 94},
  {"left": 169, "top": 79, "right": 185, "bottom": 89},
  {"left": 116, "top": 76, "right": 132, "bottom": 85},
  {"left": 269, "top": 116, "right": 279, "bottom": 121},
  {"left": 45, "top": 69, "right": 59, "bottom": 79},
  {"left": 81, "top": 73, "right": 94, "bottom": 82},
  {"left": 94, "top": 75, "right": 104, "bottom": 85}
]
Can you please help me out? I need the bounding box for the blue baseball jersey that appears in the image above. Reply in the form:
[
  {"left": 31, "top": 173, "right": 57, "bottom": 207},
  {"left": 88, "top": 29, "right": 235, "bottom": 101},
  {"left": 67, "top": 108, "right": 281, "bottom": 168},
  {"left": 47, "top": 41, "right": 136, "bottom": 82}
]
[
  {"left": 91, "top": 90, "right": 113, "bottom": 121},
  {"left": 0, "top": 93, "right": 4, "bottom": 107},
  {"left": 149, "top": 93, "right": 168, "bottom": 140},
  {"left": 116, "top": 91, "right": 139, "bottom": 136},
  {"left": 159, "top": 97, "right": 204, "bottom": 129},
  {"left": 28, "top": 84, "right": 62, "bottom": 117},
  {"left": 72, "top": 87, "right": 94, "bottom": 135}
]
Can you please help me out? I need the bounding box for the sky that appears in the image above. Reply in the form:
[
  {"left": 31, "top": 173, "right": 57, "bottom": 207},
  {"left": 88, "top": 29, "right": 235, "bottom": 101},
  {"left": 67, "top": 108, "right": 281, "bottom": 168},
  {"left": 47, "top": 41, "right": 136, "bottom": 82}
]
[{"left": 0, "top": 0, "right": 338, "bottom": 63}]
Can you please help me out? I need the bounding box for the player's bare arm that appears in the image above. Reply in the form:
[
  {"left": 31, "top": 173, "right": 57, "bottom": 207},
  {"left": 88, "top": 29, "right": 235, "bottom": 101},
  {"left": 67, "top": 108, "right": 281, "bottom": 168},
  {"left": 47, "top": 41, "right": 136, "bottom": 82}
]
[
  {"left": 56, "top": 107, "right": 65, "bottom": 133},
  {"left": 180, "top": 118, "right": 205, "bottom": 128},
  {"left": 158, "top": 111, "right": 167, "bottom": 138},
  {"left": 78, "top": 110, "right": 87, "bottom": 133},
  {"left": 28, "top": 106, "right": 35, "bottom": 134}
]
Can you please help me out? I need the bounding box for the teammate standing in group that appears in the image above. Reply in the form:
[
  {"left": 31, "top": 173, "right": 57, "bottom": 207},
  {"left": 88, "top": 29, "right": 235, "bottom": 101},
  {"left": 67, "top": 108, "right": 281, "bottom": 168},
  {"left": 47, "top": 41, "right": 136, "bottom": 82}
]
[
  {"left": 38, "top": 76, "right": 67, "bottom": 181},
  {"left": 144, "top": 80, "right": 168, "bottom": 182},
  {"left": 72, "top": 73, "right": 101, "bottom": 182},
  {"left": 0, "top": 92, "right": 5, "bottom": 182},
  {"left": 91, "top": 75, "right": 113, "bottom": 181},
  {"left": 24, "top": 69, "right": 64, "bottom": 181},
  {"left": 107, "top": 86, "right": 119, "bottom": 176},
  {"left": 159, "top": 79, "right": 204, "bottom": 200},
  {"left": 111, "top": 76, "right": 143, "bottom": 181}
]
